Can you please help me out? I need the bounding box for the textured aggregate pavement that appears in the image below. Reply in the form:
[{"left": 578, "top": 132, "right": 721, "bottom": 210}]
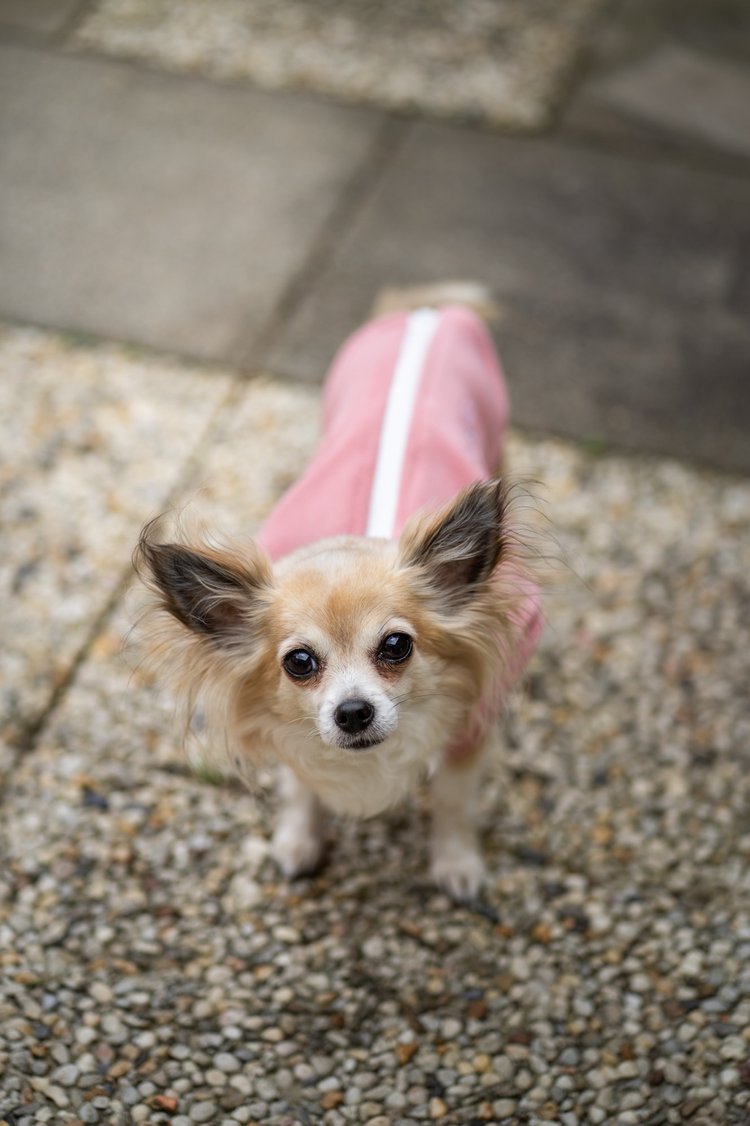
[
  {"left": 2, "top": 326, "right": 750, "bottom": 1125},
  {"left": 73, "top": 0, "right": 604, "bottom": 130},
  {"left": 1, "top": 1, "right": 750, "bottom": 1124}
]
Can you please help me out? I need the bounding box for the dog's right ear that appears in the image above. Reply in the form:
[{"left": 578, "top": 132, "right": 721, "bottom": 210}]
[{"left": 134, "top": 525, "right": 273, "bottom": 649}]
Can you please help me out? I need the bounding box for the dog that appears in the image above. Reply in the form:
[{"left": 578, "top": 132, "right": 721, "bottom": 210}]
[{"left": 134, "top": 284, "right": 541, "bottom": 900}]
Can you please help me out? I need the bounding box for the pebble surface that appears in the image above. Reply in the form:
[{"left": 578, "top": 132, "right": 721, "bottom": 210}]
[
  {"left": 2, "top": 321, "right": 750, "bottom": 1124},
  {"left": 73, "top": 0, "right": 604, "bottom": 130},
  {"left": 0, "top": 326, "right": 232, "bottom": 753}
]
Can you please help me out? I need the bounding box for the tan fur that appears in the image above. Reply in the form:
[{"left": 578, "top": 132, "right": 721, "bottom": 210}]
[{"left": 134, "top": 488, "right": 529, "bottom": 824}]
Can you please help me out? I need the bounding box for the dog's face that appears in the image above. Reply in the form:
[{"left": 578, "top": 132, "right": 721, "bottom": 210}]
[
  {"left": 270, "top": 539, "right": 423, "bottom": 753},
  {"left": 136, "top": 480, "right": 511, "bottom": 816}
]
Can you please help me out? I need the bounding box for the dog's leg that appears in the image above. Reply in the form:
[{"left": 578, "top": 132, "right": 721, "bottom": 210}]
[
  {"left": 271, "top": 766, "right": 327, "bottom": 878},
  {"left": 430, "top": 747, "right": 487, "bottom": 900}
]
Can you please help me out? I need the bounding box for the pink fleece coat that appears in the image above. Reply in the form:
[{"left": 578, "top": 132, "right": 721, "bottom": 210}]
[{"left": 258, "top": 305, "right": 541, "bottom": 756}]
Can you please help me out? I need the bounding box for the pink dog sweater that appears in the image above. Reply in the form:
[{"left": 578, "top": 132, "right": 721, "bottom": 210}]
[{"left": 258, "top": 306, "right": 541, "bottom": 754}]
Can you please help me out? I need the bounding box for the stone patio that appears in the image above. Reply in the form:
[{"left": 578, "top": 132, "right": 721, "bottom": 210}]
[{"left": 1, "top": 1, "right": 749, "bottom": 1123}]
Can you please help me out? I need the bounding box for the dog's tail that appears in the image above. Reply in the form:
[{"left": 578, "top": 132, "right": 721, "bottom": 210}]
[{"left": 371, "top": 280, "right": 500, "bottom": 324}]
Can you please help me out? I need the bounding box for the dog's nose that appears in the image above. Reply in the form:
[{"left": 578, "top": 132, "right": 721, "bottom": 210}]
[{"left": 334, "top": 698, "right": 375, "bottom": 735}]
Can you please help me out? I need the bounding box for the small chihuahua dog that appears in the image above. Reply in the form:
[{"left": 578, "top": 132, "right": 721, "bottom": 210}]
[{"left": 135, "top": 285, "right": 540, "bottom": 900}]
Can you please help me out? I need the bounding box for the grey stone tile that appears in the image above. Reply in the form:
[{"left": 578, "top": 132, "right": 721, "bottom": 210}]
[
  {"left": 568, "top": 0, "right": 750, "bottom": 78},
  {"left": 0, "top": 42, "right": 381, "bottom": 362},
  {"left": 583, "top": 46, "right": 750, "bottom": 159},
  {"left": 74, "top": 0, "right": 604, "bottom": 130},
  {"left": 0, "top": 0, "right": 83, "bottom": 37},
  {"left": 268, "top": 122, "right": 750, "bottom": 473},
  {"left": 0, "top": 324, "right": 232, "bottom": 748}
]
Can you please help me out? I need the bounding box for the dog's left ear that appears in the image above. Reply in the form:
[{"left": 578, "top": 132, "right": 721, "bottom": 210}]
[{"left": 398, "top": 479, "right": 507, "bottom": 607}]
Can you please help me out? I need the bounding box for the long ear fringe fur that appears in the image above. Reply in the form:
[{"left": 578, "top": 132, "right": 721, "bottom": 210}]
[
  {"left": 131, "top": 513, "right": 274, "bottom": 781},
  {"left": 398, "top": 479, "right": 541, "bottom": 708}
]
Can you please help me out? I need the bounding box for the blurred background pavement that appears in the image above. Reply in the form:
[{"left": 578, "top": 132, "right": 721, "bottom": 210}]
[{"left": 2, "top": 0, "right": 749, "bottom": 469}]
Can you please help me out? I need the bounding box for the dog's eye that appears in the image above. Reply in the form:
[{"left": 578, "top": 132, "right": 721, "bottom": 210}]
[
  {"left": 282, "top": 648, "right": 319, "bottom": 680},
  {"left": 378, "top": 633, "right": 413, "bottom": 664}
]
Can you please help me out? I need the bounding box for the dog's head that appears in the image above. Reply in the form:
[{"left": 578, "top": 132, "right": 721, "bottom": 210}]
[{"left": 135, "top": 480, "right": 516, "bottom": 815}]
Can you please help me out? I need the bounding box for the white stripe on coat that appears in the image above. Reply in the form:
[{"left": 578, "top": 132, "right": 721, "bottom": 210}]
[{"left": 365, "top": 307, "right": 440, "bottom": 539}]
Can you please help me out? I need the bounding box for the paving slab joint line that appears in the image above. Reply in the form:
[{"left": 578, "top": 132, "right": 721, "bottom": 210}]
[
  {"left": 237, "top": 113, "right": 413, "bottom": 370},
  {"left": 56, "top": 0, "right": 102, "bottom": 45},
  {"left": 4, "top": 374, "right": 249, "bottom": 769},
  {"left": 561, "top": 112, "right": 750, "bottom": 176},
  {"left": 0, "top": 317, "right": 249, "bottom": 383},
  {"left": 0, "top": 0, "right": 94, "bottom": 46},
  {"left": 541, "top": 0, "right": 614, "bottom": 134},
  {"left": 4, "top": 567, "right": 136, "bottom": 770}
]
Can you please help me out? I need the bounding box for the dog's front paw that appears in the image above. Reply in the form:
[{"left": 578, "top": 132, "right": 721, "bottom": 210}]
[
  {"left": 431, "top": 838, "right": 486, "bottom": 901},
  {"left": 272, "top": 819, "right": 326, "bottom": 879}
]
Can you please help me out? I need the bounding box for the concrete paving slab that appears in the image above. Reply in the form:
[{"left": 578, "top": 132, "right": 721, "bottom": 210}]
[
  {"left": 0, "top": 0, "right": 83, "bottom": 37},
  {"left": 0, "top": 42, "right": 381, "bottom": 362},
  {"left": 583, "top": 46, "right": 750, "bottom": 159},
  {"left": 569, "top": 0, "right": 750, "bottom": 77},
  {"left": 74, "top": 0, "right": 604, "bottom": 130},
  {"left": 0, "top": 325, "right": 232, "bottom": 750},
  {"left": 268, "top": 122, "right": 750, "bottom": 474},
  {"left": 563, "top": 0, "right": 750, "bottom": 158}
]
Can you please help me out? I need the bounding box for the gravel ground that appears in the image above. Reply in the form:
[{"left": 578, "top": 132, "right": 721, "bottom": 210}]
[
  {"left": 0, "top": 327, "right": 231, "bottom": 755},
  {"left": 2, "top": 323, "right": 750, "bottom": 1124},
  {"left": 72, "top": 0, "right": 604, "bottom": 130}
]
